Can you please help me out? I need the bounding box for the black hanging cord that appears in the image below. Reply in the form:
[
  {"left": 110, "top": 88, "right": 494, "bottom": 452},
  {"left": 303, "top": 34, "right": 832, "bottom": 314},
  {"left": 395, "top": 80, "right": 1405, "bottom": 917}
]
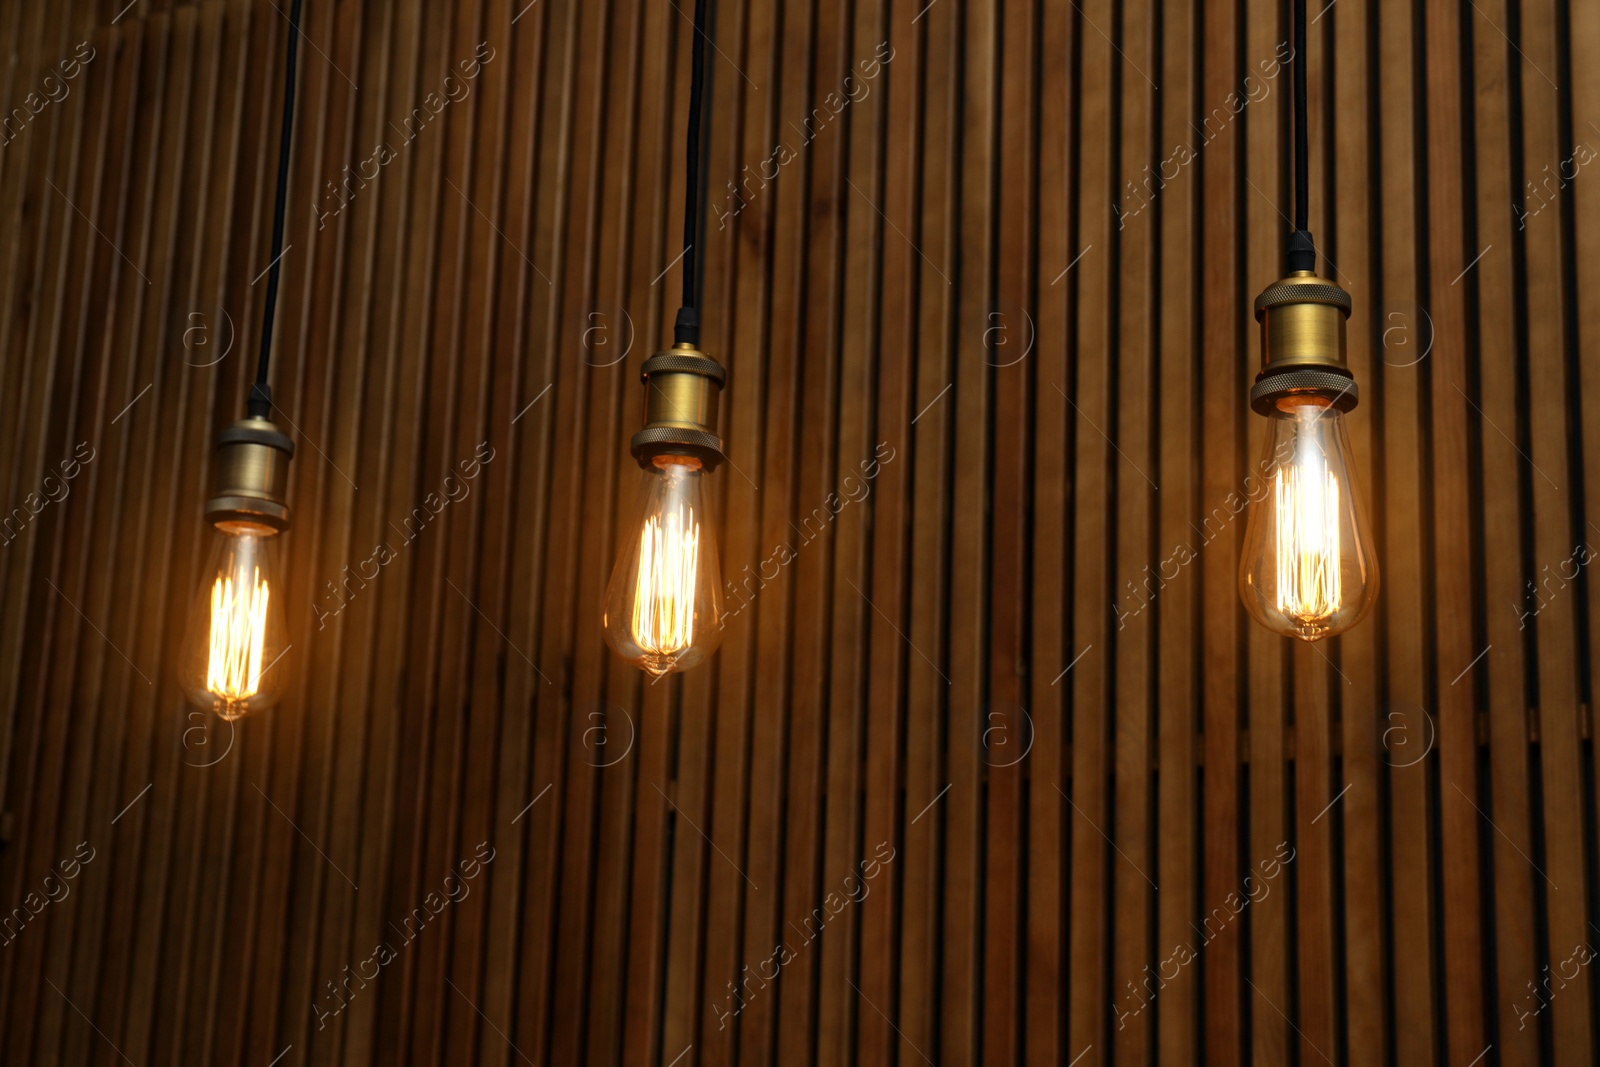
[
  {"left": 673, "top": 0, "right": 709, "bottom": 346},
  {"left": 1293, "top": 0, "right": 1308, "bottom": 231},
  {"left": 250, "top": 0, "right": 304, "bottom": 419},
  {"left": 1287, "top": 0, "right": 1315, "bottom": 272}
]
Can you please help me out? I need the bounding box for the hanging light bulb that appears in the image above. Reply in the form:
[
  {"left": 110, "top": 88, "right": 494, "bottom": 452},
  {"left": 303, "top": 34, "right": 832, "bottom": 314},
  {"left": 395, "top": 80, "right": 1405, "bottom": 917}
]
[
  {"left": 1237, "top": 0, "right": 1377, "bottom": 640},
  {"left": 605, "top": 0, "right": 727, "bottom": 677},
  {"left": 180, "top": 417, "right": 296, "bottom": 718},
  {"left": 180, "top": 516, "right": 292, "bottom": 720},
  {"left": 1238, "top": 267, "right": 1379, "bottom": 640},
  {"left": 1239, "top": 392, "right": 1377, "bottom": 640},
  {"left": 604, "top": 452, "right": 724, "bottom": 676},
  {"left": 604, "top": 336, "right": 727, "bottom": 677},
  {"left": 180, "top": 0, "right": 301, "bottom": 716}
]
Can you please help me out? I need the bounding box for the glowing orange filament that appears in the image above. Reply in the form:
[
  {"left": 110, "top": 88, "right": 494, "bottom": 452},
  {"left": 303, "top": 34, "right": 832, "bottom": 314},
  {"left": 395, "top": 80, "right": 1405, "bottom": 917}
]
[
  {"left": 208, "top": 567, "right": 271, "bottom": 707},
  {"left": 1273, "top": 459, "right": 1342, "bottom": 624},
  {"left": 630, "top": 505, "right": 700, "bottom": 659}
]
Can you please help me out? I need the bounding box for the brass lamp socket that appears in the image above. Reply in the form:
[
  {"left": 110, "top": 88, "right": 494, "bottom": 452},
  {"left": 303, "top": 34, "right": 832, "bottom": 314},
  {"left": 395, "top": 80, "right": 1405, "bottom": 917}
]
[
  {"left": 1250, "top": 270, "right": 1358, "bottom": 415},
  {"left": 204, "top": 417, "right": 295, "bottom": 532},
  {"left": 629, "top": 342, "right": 726, "bottom": 470}
]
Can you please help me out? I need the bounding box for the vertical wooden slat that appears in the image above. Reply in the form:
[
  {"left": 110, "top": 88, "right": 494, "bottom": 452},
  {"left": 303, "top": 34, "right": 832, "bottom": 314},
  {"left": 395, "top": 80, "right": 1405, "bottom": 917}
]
[
  {"left": 1468, "top": 0, "right": 1539, "bottom": 1057},
  {"left": 1519, "top": 0, "right": 1594, "bottom": 1060},
  {"left": 1376, "top": 0, "right": 1439, "bottom": 1061},
  {"left": 1571, "top": 1, "right": 1600, "bottom": 1060},
  {"left": 1111, "top": 0, "right": 1156, "bottom": 1061},
  {"left": 896, "top": 0, "right": 958, "bottom": 1059},
  {"left": 856, "top": 1, "right": 920, "bottom": 1063},
  {"left": 1068, "top": 0, "right": 1117, "bottom": 1060},
  {"left": 1292, "top": 650, "right": 1338, "bottom": 1061},
  {"left": 1154, "top": 0, "right": 1199, "bottom": 1058},
  {"left": 1199, "top": 0, "right": 1245, "bottom": 1055},
  {"left": 984, "top": 0, "right": 1032, "bottom": 1057},
  {"left": 1424, "top": 0, "right": 1490, "bottom": 1059},
  {"left": 1028, "top": 0, "right": 1076, "bottom": 1059},
  {"left": 940, "top": 0, "right": 998, "bottom": 1060}
]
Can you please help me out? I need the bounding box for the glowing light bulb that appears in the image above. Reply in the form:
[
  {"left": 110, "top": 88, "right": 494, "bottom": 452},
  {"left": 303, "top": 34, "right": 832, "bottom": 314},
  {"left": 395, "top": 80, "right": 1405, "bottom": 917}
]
[
  {"left": 604, "top": 457, "right": 724, "bottom": 676},
  {"left": 1239, "top": 397, "right": 1378, "bottom": 640},
  {"left": 179, "top": 523, "right": 291, "bottom": 719}
]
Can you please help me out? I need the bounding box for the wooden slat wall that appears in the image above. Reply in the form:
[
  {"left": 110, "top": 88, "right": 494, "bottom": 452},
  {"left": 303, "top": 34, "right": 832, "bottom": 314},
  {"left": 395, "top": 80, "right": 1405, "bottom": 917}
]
[{"left": 2, "top": 0, "right": 1598, "bottom": 1064}]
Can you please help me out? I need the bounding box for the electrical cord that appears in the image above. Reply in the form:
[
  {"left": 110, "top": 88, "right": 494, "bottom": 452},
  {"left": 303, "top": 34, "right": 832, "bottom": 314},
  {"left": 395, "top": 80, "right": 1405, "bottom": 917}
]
[
  {"left": 674, "top": 0, "right": 709, "bottom": 346},
  {"left": 1287, "top": 0, "right": 1315, "bottom": 272},
  {"left": 1293, "top": 0, "right": 1308, "bottom": 232},
  {"left": 251, "top": 0, "right": 303, "bottom": 419}
]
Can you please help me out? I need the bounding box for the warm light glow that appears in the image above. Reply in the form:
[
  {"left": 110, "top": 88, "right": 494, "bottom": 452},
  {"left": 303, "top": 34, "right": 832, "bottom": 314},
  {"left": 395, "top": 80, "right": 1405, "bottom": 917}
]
[
  {"left": 1238, "top": 399, "right": 1377, "bottom": 641},
  {"left": 207, "top": 567, "right": 271, "bottom": 717},
  {"left": 181, "top": 528, "right": 289, "bottom": 718},
  {"left": 630, "top": 505, "right": 701, "bottom": 660},
  {"left": 1273, "top": 457, "right": 1343, "bottom": 623},
  {"left": 603, "top": 459, "right": 723, "bottom": 676}
]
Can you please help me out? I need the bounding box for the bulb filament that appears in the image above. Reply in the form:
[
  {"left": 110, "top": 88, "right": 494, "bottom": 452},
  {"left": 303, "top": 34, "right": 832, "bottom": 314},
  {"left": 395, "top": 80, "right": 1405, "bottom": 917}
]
[
  {"left": 208, "top": 567, "right": 271, "bottom": 714},
  {"left": 631, "top": 505, "right": 700, "bottom": 662},
  {"left": 1273, "top": 456, "right": 1342, "bottom": 626}
]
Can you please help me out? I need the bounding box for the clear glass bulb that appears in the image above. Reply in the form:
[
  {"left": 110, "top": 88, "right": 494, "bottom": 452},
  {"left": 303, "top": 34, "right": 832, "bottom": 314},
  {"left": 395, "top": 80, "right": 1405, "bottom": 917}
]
[
  {"left": 603, "top": 457, "right": 724, "bottom": 676},
  {"left": 179, "top": 523, "right": 292, "bottom": 720},
  {"left": 1238, "top": 396, "right": 1378, "bottom": 641}
]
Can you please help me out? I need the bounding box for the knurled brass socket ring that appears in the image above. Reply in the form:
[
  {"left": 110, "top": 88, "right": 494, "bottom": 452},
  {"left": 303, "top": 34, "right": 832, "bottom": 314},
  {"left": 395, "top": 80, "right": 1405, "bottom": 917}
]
[
  {"left": 1250, "top": 367, "right": 1360, "bottom": 414},
  {"left": 1254, "top": 280, "right": 1352, "bottom": 319},
  {"left": 640, "top": 351, "right": 726, "bottom": 385},
  {"left": 630, "top": 426, "right": 725, "bottom": 467},
  {"left": 631, "top": 343, "right": 726, "bottom": 470},
  {"left": 204, "top": 416, "right": 295, "bottom": 531}
]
